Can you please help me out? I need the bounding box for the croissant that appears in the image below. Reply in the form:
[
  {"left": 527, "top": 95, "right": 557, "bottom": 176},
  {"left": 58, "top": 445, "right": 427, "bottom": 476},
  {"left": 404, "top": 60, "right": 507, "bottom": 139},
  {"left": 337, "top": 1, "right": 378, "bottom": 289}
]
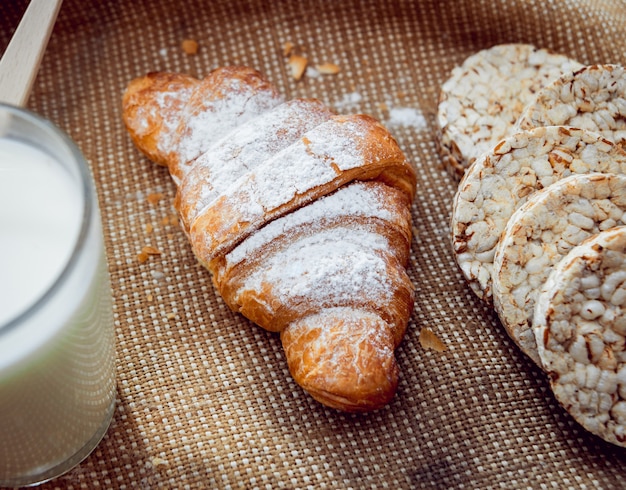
[{"left": 122, "top": 66, "right": 417, "bottom": 412}]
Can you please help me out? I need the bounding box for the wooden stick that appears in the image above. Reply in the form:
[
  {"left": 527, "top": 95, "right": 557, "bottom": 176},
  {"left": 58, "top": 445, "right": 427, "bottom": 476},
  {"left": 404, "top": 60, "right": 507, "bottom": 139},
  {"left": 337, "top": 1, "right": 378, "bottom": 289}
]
[{"left": 0, "top": 0, "right": 63, "bottom": 107}]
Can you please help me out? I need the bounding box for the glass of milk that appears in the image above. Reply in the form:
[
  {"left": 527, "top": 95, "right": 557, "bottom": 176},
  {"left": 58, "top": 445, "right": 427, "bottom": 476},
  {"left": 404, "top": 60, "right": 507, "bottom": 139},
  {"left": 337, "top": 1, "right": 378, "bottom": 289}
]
[{"left": 0, "top": 103, "right": 116, "bottom": 486}]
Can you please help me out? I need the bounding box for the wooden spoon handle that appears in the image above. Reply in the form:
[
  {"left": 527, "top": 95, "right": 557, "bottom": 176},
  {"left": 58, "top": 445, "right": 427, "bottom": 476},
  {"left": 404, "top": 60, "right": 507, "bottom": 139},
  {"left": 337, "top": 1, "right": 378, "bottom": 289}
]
[{"left": 0, "top": 0, "right": 63, "bottom": 107}]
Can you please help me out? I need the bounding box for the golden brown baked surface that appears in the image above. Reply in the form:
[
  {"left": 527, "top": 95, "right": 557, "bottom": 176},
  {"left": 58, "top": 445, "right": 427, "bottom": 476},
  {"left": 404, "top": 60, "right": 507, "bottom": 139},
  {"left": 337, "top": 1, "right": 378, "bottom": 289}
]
[{"left": 122, "top": 66, "right": 417, "bottom": 412}]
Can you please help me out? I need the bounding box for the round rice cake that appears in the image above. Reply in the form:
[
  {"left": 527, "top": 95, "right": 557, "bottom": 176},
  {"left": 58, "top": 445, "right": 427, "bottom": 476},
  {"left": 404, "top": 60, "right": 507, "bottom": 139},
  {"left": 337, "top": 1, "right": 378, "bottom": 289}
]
[
  {"left": 492, "top": 173, "right": 626, "bottom": 366},
  {"left": 437, "top": 43, "right": 582, "bottom": 179},
  {"left": 451, "top": 126, "right": 626, "bottom": 303},
  {"left": 533, "top": 226, "right": 626, "bottom": 447},
  {"left": 518, "top": 64, "right": 626, "bottom": 146}
]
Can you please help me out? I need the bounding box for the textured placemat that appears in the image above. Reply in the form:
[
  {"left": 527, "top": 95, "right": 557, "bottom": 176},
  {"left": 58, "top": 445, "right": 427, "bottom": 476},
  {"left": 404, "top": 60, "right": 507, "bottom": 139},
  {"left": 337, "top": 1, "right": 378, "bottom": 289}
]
[{"left": 1, "top": 0, "right": 625, "bottom": 488}]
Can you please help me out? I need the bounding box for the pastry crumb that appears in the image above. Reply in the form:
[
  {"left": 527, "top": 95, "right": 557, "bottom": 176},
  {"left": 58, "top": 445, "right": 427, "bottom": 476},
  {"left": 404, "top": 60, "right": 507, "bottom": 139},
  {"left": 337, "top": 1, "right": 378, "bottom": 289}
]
[
  {"left": 419, "top": 327, "right": 447, "bottom": 352},
  {"left": 151, "top": 456, "right": 168, "bottom": 467},
  {"left": 283, "top": 41, "right": 294, "bottom": 57},
  {"left": 288, "top": 54, "right": 308, "bottom": 81},
  {"left": 161, "top": 213, "right": 179, "bottom": 226},
  {"left": 147, "top": 192, "right": 165, "bottom": 205},
  {"left": 316, "top": 63, "right": 340, "bottom": 75},
  {"left": 138, "top": 245, "right": 161, "bottom": 263},
  {"left": 145, "top": 223, "right": 154, "bottom": 234},
  {"left": 142, "top": 245, "right": 161, "bottom": 255},
  {"left": 182, "top": 39, "right": 198, "bottom": 55}
]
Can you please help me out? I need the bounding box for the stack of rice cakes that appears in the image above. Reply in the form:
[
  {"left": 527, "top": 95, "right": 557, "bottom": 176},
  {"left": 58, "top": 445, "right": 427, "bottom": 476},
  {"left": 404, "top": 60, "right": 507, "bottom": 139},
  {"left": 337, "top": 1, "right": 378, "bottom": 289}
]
[{"left": 439, "top": 44, "right": 626, "bottom": 448}]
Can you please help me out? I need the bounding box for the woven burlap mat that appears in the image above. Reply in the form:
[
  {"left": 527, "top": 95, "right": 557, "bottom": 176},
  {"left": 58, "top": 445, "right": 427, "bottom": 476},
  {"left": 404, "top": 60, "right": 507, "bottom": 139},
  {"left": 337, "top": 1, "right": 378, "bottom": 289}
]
[{"left": 2, "top": 0, "right": 625, "bottom": 488}]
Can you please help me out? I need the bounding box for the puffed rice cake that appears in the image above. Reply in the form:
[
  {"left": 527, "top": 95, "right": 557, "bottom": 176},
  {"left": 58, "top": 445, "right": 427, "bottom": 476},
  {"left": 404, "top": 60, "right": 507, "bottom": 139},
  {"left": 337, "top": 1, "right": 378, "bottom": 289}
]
[
  {"left": 518, "top": 64, "right": 626, "bottom": 147},
  {"left": 533, "top": 226, "right": 626, "bottom": 447},
  {"left": 436, "top": 43, "right": 582, "bottom": 179},
  {"left": 451, "top": 126, "right": 626, "bottom": 303},
  {"left": 492, "top": 173, "right": 626, "bottom": 366}
]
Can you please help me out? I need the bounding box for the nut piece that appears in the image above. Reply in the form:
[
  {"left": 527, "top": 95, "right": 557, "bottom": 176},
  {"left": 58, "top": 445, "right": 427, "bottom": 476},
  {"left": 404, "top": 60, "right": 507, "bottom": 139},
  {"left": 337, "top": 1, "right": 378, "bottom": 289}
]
[
  {"left": 451, "top": 126, "right": 626, "bottom": 303},
  {"left": 182, "top": 39, "right": 199, "bottom": 55},
  {"left": 518, "top": 64, "right": 626, "bottom": 147},
  {"left": 138, "top": 245, "right": 162, "bottom": 263},
  {"left": 492, "top": 173, "right": 626, "bottom": 366},
  {"left": 147, "top": 192, "right": 165, "bottom": 205},
  {"left": 316, "top": 63, "right": 340, "bottom": 75},
  {"left": 533, "top": 226, "right": 626, "bottom": 447},
  {"left": 436, "top": 43, "right": 582, "bottom": 179},
  {"left": 288, "top": 54, "right": 308, "bottom": 81},
  {"left": 283, "top": 41, "right": 294, "bottom": 57},
  {"left": 419, "top": 327, "right": 447, "bottom": 352}
]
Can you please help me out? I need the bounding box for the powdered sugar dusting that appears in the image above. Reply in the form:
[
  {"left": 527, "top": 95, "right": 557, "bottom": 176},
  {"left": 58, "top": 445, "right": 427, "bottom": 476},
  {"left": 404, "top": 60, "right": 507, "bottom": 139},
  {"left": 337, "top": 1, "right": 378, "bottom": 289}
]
[
  {"left": 386, "top": 107, "right": 428, "bottom": 129},
  {"left": 192, "top": 115, "right": 383, "bottom": 254},
  {"left": 240, "top": 228, "right": 393, "bottom": 307},
  {"left": 179, "top": 99, "right": 332, "bottom": 224},
  {"left": 287, "top": 306, "right": 395, "bottom": 373},
  {"left": 333, "top": 92, "right": 363, "bottom": 110},
  {"left": 149, "top": 85, "right": 195, "bottom": 152},
  {"left": 254, "top": 116, "right": 369, "bottom": 210},
  {"left": 226, "top": 182, "right": 395, "bottom": 266},
  {"left": 174, "top": 78, "right": 284, "bottom": 171}
]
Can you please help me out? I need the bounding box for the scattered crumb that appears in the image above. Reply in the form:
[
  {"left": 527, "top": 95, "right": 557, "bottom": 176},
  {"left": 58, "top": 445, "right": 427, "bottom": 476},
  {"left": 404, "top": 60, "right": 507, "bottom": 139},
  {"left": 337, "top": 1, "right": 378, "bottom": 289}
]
[
  {"left": 283, "top": 41, "right": 294, "bottom": 57},
  {"left": 142, "top": 246, "right": 161, "bottom": 255},
  {"left": 288, "top": 54, "right": 308, "bottom": 81},
  {"left": 146, "top": 293, "right": 154, "bottom": 302},
  {"left": 166, "top": 312, "right": 175, "bottom": 320},
  {"left": 137, "top": 245, "right": 161, "bottom": 263},
  {"left": 316, "top": 63, "right": 340, "bottom": 75},
  {"left": 282, "top": 41, "right": 340, "bottom": 82},
  {"left": 182, "top": 39, "right": 198, "bottom": 55},
  {"left": 151, "top": 457, "right": 168, "bottom": 467},
  {"left": 145, "top": 223, "right": 154, "bottom": 234},
  {"left": 419, "top": 327, "right": 447, "bottom": 352},
  {"left": 160, "top": 213, "right": 179, "bottom": 226},
  {"left": 147, "top": 192, "right": 165, "bottom": 205}
]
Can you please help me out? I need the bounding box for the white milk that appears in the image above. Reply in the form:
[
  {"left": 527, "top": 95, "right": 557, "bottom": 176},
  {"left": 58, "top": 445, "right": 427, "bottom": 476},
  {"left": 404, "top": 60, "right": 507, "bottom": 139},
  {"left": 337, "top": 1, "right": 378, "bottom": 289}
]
[
  {"left": 0, "top": 139, "right": 82, "bottom": 325},
  {"left": 0, "top": 135, "right": 116, "bottom": 486}
]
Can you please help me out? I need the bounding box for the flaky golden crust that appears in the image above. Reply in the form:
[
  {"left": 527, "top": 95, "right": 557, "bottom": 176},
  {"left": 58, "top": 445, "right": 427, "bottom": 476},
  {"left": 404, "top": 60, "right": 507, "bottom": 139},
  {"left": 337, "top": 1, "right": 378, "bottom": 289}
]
[
  {"left": 188, "top": 114, "right": 416, "bottom": 270},
  {"left": 122, "top": 66, "right": 283, "bottom": 180},
  {"left": 122, "top": 72, "right": 198, "bottom": 167},
  {"left": 281, "top": 309, "right": 400, "bottom": 412},
  {"left": 166, "top": 66, "right": 283, "bottom": 181},
  {"left": 122, "top": 66, "right": 417, "bottom": 412},
  {"left": 175, "top": 98, "right": 335, "bottom": 234},
  {"left": 214, "top": 181, "right": 414, "bottom": 346}
]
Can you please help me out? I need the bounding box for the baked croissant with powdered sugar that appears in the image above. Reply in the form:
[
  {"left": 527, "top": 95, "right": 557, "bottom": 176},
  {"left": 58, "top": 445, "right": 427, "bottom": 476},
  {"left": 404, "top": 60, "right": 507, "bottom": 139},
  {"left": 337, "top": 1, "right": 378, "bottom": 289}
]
[{"left": 122, "top": 66, "right": 417, "bottom": 412}]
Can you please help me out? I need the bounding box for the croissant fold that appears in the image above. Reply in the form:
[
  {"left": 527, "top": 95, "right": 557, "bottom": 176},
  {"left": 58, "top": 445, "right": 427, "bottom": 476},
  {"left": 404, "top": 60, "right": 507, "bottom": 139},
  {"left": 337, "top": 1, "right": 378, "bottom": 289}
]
[{"left": 122, "top": 66, "right": 417, "bottom": 412}]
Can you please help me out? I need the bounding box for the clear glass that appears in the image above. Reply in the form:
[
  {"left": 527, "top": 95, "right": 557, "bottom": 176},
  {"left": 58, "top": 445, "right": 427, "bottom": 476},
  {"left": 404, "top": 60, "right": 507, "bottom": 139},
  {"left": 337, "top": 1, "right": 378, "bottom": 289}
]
[{"left": 0, "top": 104, "right": 116, "bottom": 487}]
